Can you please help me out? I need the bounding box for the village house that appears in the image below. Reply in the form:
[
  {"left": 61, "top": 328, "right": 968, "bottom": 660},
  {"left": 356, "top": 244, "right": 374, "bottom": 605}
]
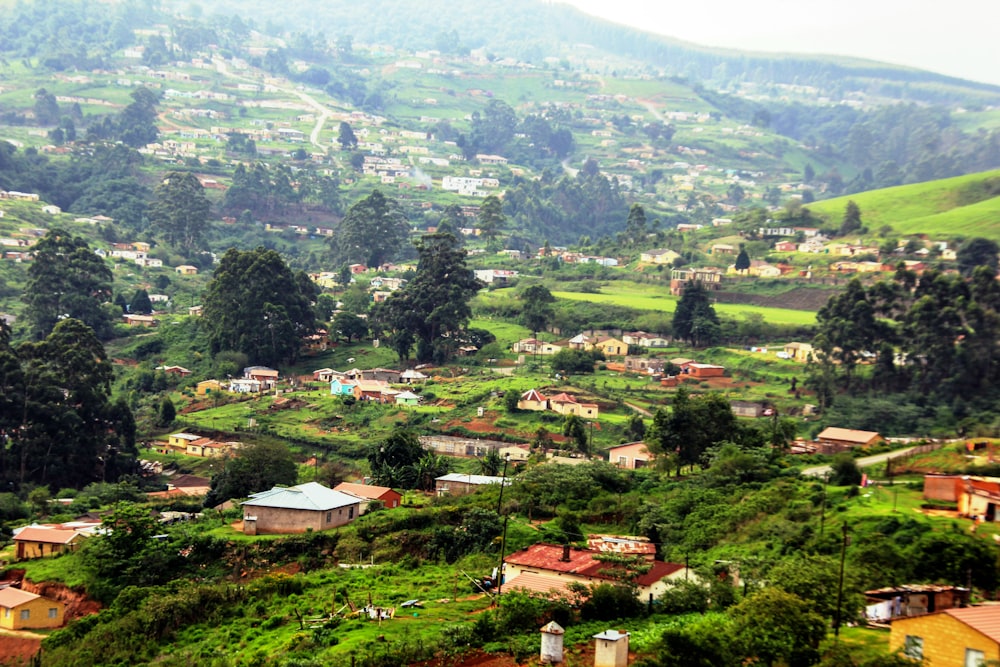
[
  {"left": 123, "top": 314, "right": 156, "bottom": 327},
  {"left": 334, "top": 482, "right": 402, "bottom": 512},
  {"left": 241, "top": 482, "right": 361, "bottom": 535},
  {"left": 669, "top": 268, "right": 724, "bottom": 296},
  {"left": 512, "top": 338, "right": 562, "bottom": 355},
  {"left": 434, "top": 473, "right": 508, "bottom": 497},
  {"left": 175, "top": 265, "right": 198, "bottom": 275},
  {"left": 608, "top": 442, "right": 652, "bottom": 469},
  {"left": 330, "top": 378, "right": 358, "bottom": 396},
  {"left": 0, "top": 588, "right": 66, "bottom": 630},
  {"left": 624, "top": 356, "right": 666, "bottom": 375},
  {"left": 622, "top": 331, "right": 670, "bottom": 348},
  {"left": 229, "top": 378, "right": 262, "bottom": 393},
  {"left": 730, "top": 401, "right": 767, "bottom": 418},
  {"left": 889, "top": 606, "right": 1000, "bottom": 666},
  {"left": 243, "top": 366, "right": 279, "bottom": 388},
  {"left": 587, "top": 535, "right": 657, "bottom": 560},
  {"left": 815, "top": 427, "right": 883, "bottom": 455},
  {"left": 503, "top": 543, "right": 694, "bottom": 600},
  {"left": 685, "top": 363, "right": 725, "bottom": 379},
  {"left": 12, "top": 526, "right": 84, "bottom": 560},
  {"left": 782, "top": 342, "right": 814, "bottom": 363},
  {"left": 353, "top": 380, "right": 392, "bottom": 402},
  {"left": 639, "top": 248, "right": 681, "bottom": 265},
  {"left": 360, "top": 368, "right": 402, "bottom": 383},
  {"left": 592, "top": 336, "right": 627, "bottom": 357},
  {"left": 517, "top": 388, "right": 548, "bottom": 411},
  {"left": 312, "top": 368, "right": 340, "bottom": 383},
  {"left": 548, "top": 392, "right": 599, "bottom": 419},
  {"left": 195, "top": 380, "right": 223, "bottom": 396},
  {"left": 395, "top": 390, "right": 420, "bottom": 406},
  {"left": 400, "top": 369, "right": 428, "bottom": 383}
]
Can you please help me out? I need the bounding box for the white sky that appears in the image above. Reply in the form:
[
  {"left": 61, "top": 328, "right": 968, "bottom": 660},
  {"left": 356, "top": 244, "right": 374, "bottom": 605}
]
[{"left": 559, "top": 0, "right": 1000, "bottom": 87}]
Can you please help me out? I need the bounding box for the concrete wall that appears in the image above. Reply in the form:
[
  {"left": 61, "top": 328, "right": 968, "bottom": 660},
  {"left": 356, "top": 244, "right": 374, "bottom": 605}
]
[{"left": 244, "top": 504, "right": 357, "bottom": 535}]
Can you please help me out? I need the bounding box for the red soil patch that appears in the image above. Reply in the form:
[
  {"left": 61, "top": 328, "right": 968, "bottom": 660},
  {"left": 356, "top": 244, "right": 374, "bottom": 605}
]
[
  {"left": 410, "top": 649, "right": 519, "bottom": 667},
  {"left": 0, "top": 635, "right": 41, "bottom": 666}
]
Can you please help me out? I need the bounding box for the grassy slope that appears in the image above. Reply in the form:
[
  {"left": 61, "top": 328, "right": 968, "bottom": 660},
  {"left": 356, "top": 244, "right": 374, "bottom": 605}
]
[{"left": 806, "top": 170, "right": 1000, "bottom": 240}]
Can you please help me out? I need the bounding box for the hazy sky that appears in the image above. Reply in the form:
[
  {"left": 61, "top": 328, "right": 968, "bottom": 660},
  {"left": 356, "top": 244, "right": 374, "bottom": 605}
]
[{"left": 560, "top": 0, "right": 1000, "bottom": 86}]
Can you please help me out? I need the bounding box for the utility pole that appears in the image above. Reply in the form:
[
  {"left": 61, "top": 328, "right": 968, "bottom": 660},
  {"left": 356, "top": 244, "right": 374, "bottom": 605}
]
[{"left": 834, "top": 523, "right": 849, "bottom": 638}]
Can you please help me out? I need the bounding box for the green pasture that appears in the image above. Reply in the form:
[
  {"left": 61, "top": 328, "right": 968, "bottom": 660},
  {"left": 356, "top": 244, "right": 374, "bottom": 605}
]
[
  {"left": 806, "top": 170, "right": 1000, "bottom": 240},
  {"left": 551, "top": 284, "right": 818, "bottom": 325}
]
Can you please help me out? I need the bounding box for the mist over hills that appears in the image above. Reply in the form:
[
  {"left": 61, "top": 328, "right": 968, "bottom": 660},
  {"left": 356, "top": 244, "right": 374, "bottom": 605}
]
[{"left": 188, "top": 0, "right": 1000, "bottom": 106}]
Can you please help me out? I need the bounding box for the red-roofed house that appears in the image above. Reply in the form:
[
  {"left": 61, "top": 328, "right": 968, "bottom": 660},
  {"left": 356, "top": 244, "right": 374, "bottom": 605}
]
[
  {"left": 13, "top": 527, "right": 84, "bottom": 560},
  {"left": 334, "top": 482, "right": 402, "bottom": 511},
  {"left": 548, "top": 393, "right": 599, "bottom": 419},
  {"left": 0, "top": 588, "right": 66, "bottom": 630},
  {"left": 607, "top": 442, "right": 652, "bottom": 470},
  {"left": 889, "top": 606, "right": 1000, "bottom": 665},
  {"left": 503, "top": 543, "right": 693, "bottom": 599},
  {"left": 517, "top": 388, "right": 548, "bottom": 411}
]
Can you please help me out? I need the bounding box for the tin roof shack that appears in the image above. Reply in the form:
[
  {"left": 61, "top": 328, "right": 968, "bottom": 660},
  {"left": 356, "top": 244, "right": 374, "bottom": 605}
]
[
  {"left": 864, "top": 585, "right": 969, "bottom": 622},
  {"left": 241, "top": 482, "right": 360, "bottom": 535},
  {"left": 434, "top": 473, "right": 508, "bottom": 497},
  {"left": 815, "top": 427, "right": 883, "bottom": 455}
]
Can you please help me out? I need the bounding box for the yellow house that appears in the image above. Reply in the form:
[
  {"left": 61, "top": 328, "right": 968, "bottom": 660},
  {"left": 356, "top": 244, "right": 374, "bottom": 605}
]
[
  {"left": 175, "top": 264, "right": 198, "bottom": 275},
  {"left": 889, "top": 606, "right": 1000, "bottom": 665},
  {"left": 167, "top": 432, "right": 201, "bottom": 449},
  {"left": 783, "top": 342, "right": 814, "bottom": 363},
  {"left": 0, "top": 588, "right": 65, "bottom": 630},
  {"left": 13, "top": 527, "right": 83, "bottom": 560},
  {"left": 196, "top": 380, "right": 223, "bottom": 396},
  {"left": 593, "top": 337, "right": 627, "bottom": 357}
]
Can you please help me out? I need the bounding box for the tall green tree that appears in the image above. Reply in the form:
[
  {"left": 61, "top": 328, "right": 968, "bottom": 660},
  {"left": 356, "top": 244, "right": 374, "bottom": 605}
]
[
  {"left": 672, "top": 281, "right": 720, "bottom": 347},
  {"left": 330, "top": 190, "right": 410, "bottom": 268},
  {"left": 24, "top": 229, "right": 114, "bottom": 340},
  {"left": 129, "top": 288, "right": 153, "bottom": 315},
  {"left": 957, "top": 237, "right": 1000, "bottom": 278},
  {"left": 116, "top": 87, "right": 160, "bottom": 147},
  {"left": 372, "top": 232, "right": 481, "bottom": 362},
  {"left": 520, "top": 284, "right": 555, "bottom": 337},
  {"left": 839, "top": 200, "right": 863, "bottom": 236},
  {"left": 337, "top": 121, "right": 357, "bottom": 150},
  {"left": 625, "top": 203, "right": 647, "bottom": 244},
  {"left": 477, "top": 194, "right": 506, "bottom": 250},
  {"left": 202, "top": 247, "right": 317, "bottom": 366},
  {"left": 734, "top": 244, "right": 751, "bottom": 273},
  {"left": 10, "top": 319, "right": 132, "bottom": 489},
  {"left": 204, "top": 441, "right": 298, "bottom": 506},
  {"left": 148, "top": 171, "right": 211, "bottom": 250}
]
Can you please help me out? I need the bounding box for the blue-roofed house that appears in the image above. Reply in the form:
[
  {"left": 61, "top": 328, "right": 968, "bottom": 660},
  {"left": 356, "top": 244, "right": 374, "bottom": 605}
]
[{"left": 241, "top": 482, "right": 360, "bottom": 535}]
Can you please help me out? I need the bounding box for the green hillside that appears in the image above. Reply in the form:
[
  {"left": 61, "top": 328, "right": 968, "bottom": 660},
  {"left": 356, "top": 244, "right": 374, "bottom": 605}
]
[{"left": 807, "top": 170, "right": 1000, "bottom": 240}]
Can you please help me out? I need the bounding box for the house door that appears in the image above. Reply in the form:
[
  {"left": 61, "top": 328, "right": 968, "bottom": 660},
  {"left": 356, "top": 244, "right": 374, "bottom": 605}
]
[{"left": 988, "top": 503, "right": 997, "bottom": 522}]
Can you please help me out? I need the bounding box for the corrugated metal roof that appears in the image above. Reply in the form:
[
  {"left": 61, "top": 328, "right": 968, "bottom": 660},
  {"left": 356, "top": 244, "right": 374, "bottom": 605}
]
[
  {"left": 13, "top": 527, "right": 81, "bottom": 544},
  {"left": 242, "top": 482, "right": 360, "bottom": 511},
  {"left": 817, "top": 427, "right": 881, "bottom": 443},
  {"left": 506, "top": 543, "right": 685, "bottom": 586},
  {"left": 334, "top": 482, "right": 397, "bottom": 500},
  {"left": 0, "top": 587, "right": 41, "bottom": 609},
  {"left": 503, "top": 572, "right": 575, "bottom": 598},
  {"left": 435, "top": 473, "right": 507, "bottom": 486},
  {"left": 945, "top": 606, "right": 1000, "bottom": 643}
]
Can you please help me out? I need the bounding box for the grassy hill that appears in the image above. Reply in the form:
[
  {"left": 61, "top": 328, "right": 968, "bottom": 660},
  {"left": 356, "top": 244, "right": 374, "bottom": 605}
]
[{"left": 806, "top": 170, "right": 1000, "bottom": 240}]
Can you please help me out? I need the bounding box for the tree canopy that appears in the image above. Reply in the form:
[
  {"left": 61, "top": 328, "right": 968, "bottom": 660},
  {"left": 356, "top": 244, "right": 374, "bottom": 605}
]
[
  {"left": 202, "top": 247, "right": 318, "bottom": 367},
  {"left": 24, "top": 229, "right": 114, "bottom": 340},
  {"left": 371, "top": 232, "right": 481, "bottom": 362},
  {"left": 148, "top": 171, "right": 211, "bottom": 251},
  {"left": 329, "top": 190, "right": 410, "bottom": 268},
  {"left": 672, "top": 281, "right": 720, "bottom": 347}
]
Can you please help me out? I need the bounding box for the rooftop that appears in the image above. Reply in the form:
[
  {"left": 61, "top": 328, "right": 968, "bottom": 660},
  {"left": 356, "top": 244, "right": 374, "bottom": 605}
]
[{"left": 242, "top": 482, "right": 360, "bottom": 512}]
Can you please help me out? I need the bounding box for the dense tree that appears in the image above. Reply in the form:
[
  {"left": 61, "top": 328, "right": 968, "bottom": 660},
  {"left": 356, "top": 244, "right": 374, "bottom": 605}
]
[
  {"left": 563, "top": 414, "right": 589, "bottom": 453},
  {"left": 114, "top": 87, "right": 160, "bottom": 147},
  {"left": 672, "top": 281, "right": 720, "bottom": 347},
  {"left": 337, "top": 121, "right": 358, "bottom": 150},
  {"left": 645, "top": 387, "right": 749, "bottom": 473},
  {"left": 148, "top": 171, "right": 211, "bottom": 250},
  {"left": 6, "top": 319, "right": 133, "bottom": 489},
  {"left": 625, "top": 204, "right": 647, "bottom": 245},
  {"left": 204, "top": 441, "right": 298, "bottom": 506},
  {"left": 477, "top": 194, "right": 506, "bottom": 250},
  {"left": 33, "top": 88, "right": 60, "bottom": 125},
  {"left": 202, "top": 247, "right": 318, "bottom": 366},
  {"left": 24, "top": 229, "right": 114, "bottom": 340},
  {"left": 730, "top": 588, "right": 827, "bottom": 667},
  {"left": 550, "top": 348, "right": 602, "bottom": 374},
  {"left": 371, "top": 232, "right": 481, "bottom": 362},
  {"left": 520, "top": 284, "right": 555, "bottom": 337},
  {"left": 839, "top": 200, "right": 863, "bottom": 236},
  {"left": 129, "top": 288, "right": 153, "bottom": 315},
  {"left": 330, "top": 190, "right": 410, "bottom": 268},
  {"left": 332, "top": 311, "right": 367, "bottom": 343},
  {"left": 956, "top": 237, "right": 1000, "bottom": 278},
  {"left": 734, "top": 244, "right": 751, "bottom": 273},
  {"left": 158, "top": 396, "right": 176, "bottom": 427},
  {"left": 367, "top": 428, "right": 448, "bottom": 489}
]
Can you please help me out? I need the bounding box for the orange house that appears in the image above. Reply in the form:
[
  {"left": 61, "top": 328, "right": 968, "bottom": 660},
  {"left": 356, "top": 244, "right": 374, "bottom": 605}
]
[{"left": 686, "top": 363, "right": 725, "bottom": 378}]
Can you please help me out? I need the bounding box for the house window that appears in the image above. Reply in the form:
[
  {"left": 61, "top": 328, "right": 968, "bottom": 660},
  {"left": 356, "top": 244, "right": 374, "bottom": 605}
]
[
  {"left": 966, "top": 649, "right": 986, "bottom": 667},
  {"left": 48, "top": 608, "right": 58, "bottom": 619},
  {"left": 617, "top": 456, "right": 628, "bottom": 466},
  {"left": 903, "top": 636, "right": 923, "bottom": 660},
  {"left": 349, "top": 507, "right": 354, "bottom": 519},
  {"left": 20, "top": 609, "right": 30, "bottom": 620},
  {"left": 326, "top": 512, "right": 332, "bottom": 523}
]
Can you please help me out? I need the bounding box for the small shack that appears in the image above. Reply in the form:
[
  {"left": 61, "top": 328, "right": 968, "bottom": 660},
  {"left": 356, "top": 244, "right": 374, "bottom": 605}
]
[
  {"left": 593, "top": 629, "right": 629, "bottom": 667},
  {"left": 540, "top": 621, "right": 564, "bottom": 664}
]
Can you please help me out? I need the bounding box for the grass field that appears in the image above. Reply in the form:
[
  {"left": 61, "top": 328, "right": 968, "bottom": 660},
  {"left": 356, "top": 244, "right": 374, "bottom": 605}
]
[
  {"left": 807, "top": 170, "right": 1000, "bottom": 240},
  {"left": 552, "top": 282, "right": 819, "bottom": 325}
]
